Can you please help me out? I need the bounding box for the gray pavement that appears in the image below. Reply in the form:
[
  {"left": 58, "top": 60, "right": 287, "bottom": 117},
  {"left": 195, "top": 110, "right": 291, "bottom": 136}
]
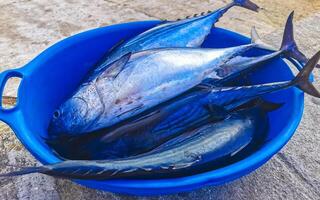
[{"left": 0, "top": 0, "right": 319, "bottom": 199}]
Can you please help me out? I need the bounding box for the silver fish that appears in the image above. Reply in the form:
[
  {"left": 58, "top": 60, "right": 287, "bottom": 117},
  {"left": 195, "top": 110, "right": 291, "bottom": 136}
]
[
  {"left": 89, "top": 0, "right": 260, "bottom": 78},
  {"left": 1, "top": 106, "right": 267, "bottom": 180}
]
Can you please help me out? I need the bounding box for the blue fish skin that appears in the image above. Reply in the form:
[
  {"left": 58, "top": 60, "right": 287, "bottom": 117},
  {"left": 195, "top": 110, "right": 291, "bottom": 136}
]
[
  {"left": 1, "top": 107, "right": 266, "bottom": 180},
  {"left": 89, "top": 0, "right": 260, "bottom": 78},
  {"left": 49, "top": 44, "right": 259, "bottom": 136}
]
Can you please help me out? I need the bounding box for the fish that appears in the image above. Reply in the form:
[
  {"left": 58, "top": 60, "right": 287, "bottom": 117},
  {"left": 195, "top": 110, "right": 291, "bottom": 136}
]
[
  {"left": 89, "top": 0, "right": 260, "bottom": 78},
  {"left": 48, "top": 49, "right": 320, "bottom": 160},
  {"left": 49, "top": 39, "right": 265, "bottom": 136},
  {"left": 0, "top": 106, "right": 269, "bottom": 180}
]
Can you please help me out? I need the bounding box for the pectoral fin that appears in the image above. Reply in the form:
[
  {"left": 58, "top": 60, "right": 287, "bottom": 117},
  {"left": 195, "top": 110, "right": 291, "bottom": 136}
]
[
  {"left": 108, "top": 39, "right": 126, "bottom": 53},
  {"left": 204, "top": 104, "right": 230, "bottom": 121},
  {"left": 171, "top": 154, "right": 202, "bottom": 170},
  {"left": 233, "top": 98, "right": 284, "bottom": 112},
  {"left": 97, "top": 53, "right": 131, "bottom": 80}
]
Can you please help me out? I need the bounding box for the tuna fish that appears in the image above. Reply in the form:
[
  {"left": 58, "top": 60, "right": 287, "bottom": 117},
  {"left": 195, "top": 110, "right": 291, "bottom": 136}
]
[
  {"left": 1, "top": 106, "right": 268, "bottom": 180},
  {"left": 89, "top": 0, "right": 260, "bottom": 78}
]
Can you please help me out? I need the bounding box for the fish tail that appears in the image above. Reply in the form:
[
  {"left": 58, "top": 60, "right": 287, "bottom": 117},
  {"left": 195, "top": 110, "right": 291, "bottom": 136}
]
[
  {"left": 0, "top": 166, "right": 47, "bottom": 177},
  {"left": 233, "top": 0, "right": 260, "bottom": 12},
  {"left": 293, "top": 50, "right": 320, "bottom": 97},
  {"left": 279, "top": 11, "right": 317, "bottom": 69}
]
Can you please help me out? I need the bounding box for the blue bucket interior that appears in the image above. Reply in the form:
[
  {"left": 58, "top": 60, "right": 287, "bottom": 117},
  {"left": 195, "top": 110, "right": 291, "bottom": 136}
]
[{"left": 8, "top": 21, "right": 304, "bottom": 195}]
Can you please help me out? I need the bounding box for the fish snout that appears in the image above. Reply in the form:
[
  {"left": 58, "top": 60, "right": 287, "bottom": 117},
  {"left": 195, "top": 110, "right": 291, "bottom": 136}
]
[{"left": 48, "top": 97, "right": 89, "bottom": 135}]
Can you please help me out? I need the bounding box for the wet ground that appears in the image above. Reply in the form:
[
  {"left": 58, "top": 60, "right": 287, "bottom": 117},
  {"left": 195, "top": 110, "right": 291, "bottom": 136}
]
[{"left": 0, "top": 0, "right": 320, "bottom": 199}]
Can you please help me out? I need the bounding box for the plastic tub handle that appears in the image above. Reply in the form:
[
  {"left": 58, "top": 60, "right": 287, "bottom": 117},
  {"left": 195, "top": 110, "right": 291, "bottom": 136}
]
[{"left": 0, "top": 69, "right": 24, "bottom": 124}]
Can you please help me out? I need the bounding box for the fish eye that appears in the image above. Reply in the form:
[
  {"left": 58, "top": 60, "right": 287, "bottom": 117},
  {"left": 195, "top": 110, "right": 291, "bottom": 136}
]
[{"left": 53, "top": 110, "right": 60, "bottom": 119}]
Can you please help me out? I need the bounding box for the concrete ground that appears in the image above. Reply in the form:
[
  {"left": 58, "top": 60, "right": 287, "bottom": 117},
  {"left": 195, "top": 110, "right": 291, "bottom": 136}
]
[{"left": 0, "top": 0, "right": 319, "bottom": 199}]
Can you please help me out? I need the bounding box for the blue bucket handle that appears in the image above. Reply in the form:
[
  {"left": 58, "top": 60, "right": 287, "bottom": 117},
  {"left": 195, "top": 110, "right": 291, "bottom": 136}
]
[{"left": 0, "top": 68, "right": 24, "bottom": 125}]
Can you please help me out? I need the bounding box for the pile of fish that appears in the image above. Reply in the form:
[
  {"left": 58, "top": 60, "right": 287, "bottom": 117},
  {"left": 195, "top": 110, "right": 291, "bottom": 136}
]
[{"left": 1, "top": 0, "right": 320, "bottom": 180}]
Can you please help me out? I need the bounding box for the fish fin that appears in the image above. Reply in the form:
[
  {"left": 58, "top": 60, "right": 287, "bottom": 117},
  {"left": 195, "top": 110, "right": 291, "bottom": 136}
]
[
  {"left": 157, "top": 20, "right": 172, "bottom": 25},
  {"left": 89, "top": 39, "right": 127, "bottom": 75},
  {"left": 204, "top": 104, "right": 230, "bottom": 120},
  {"left": 233, "top": 98, "right": 283, "bottom": 112},
  {"left": 115, "top": 103, "right": 144, "bottom": 118},
  {"left": 172, "top": 154, "right": 202, "bottom": 170},
  {"left": 293, "top": 51, "right": 320, "bottom": 97},
  {"left": 152, "top": 123, "right": 205, "bottom": 153},
  {"left": 251, "top": 26, "right": 276, "bottom": 51},
  {"left": 233, "top": 0, "right": 260, "bottom": 12},
  {"left": 97, "top": 52, "right": 131, "bottom": 81},
  {"left": 129, "top": 109, "right": 161, "bottom": 124},
  {"left": 256, "top": 100, "right": 284, "bottom": 112},
  {"left": 108, "top": 39, "right": 126, "bottom": 54},
  {"left": 279, "top": 11, "right": 318, "bottom": 69},
  {"left": 195, "top": 82, "right": 214, "bottom": 91}
]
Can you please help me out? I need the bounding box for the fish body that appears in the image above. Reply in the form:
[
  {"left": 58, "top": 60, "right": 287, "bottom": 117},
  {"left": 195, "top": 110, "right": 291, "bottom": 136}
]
[
  {"left": 90, "top": 0, "right": 260, "bottom": 78},
  {"left": 3, "top": 107, "right": 267, "bottom": 180},
  {"left": 49, "top": 44, "right": 258, "bottom": 135}
]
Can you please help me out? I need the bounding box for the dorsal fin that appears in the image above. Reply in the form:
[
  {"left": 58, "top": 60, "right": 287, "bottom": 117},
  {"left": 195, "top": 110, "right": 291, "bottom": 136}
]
[
  {"left": 108, "top": 39, "right": 125, "bottom": 54},
  {"left": 204, "top": 104, "right": 230, "bottom": 121},
  {"left": 90, "top": 39, "right": 126, "bottom": 71},
  {"left": 156, "top": 20, "right": 171, "bottom": 26},
  {"left": 250, "top": 26, "right": 276, "bottom": 51}
]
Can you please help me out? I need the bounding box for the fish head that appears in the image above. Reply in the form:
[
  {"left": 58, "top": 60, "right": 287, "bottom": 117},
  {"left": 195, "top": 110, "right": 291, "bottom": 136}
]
[
  {"left": 48, "top": 96, "right": 90, "bottom": 135},
  {"left": 48, "top": 81, "right": 107, "bottom": 136}
]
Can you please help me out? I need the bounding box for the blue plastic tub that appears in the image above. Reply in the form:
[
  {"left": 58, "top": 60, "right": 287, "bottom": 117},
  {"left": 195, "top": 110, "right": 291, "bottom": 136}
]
[{"left": 0, "top": 21, "right": 304, "bottom": 195}]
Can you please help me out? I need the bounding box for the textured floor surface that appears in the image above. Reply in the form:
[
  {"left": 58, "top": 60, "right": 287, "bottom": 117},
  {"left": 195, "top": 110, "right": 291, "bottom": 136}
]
[{"left": 0, "top": 0, "right": 319, "bottom": 199}]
